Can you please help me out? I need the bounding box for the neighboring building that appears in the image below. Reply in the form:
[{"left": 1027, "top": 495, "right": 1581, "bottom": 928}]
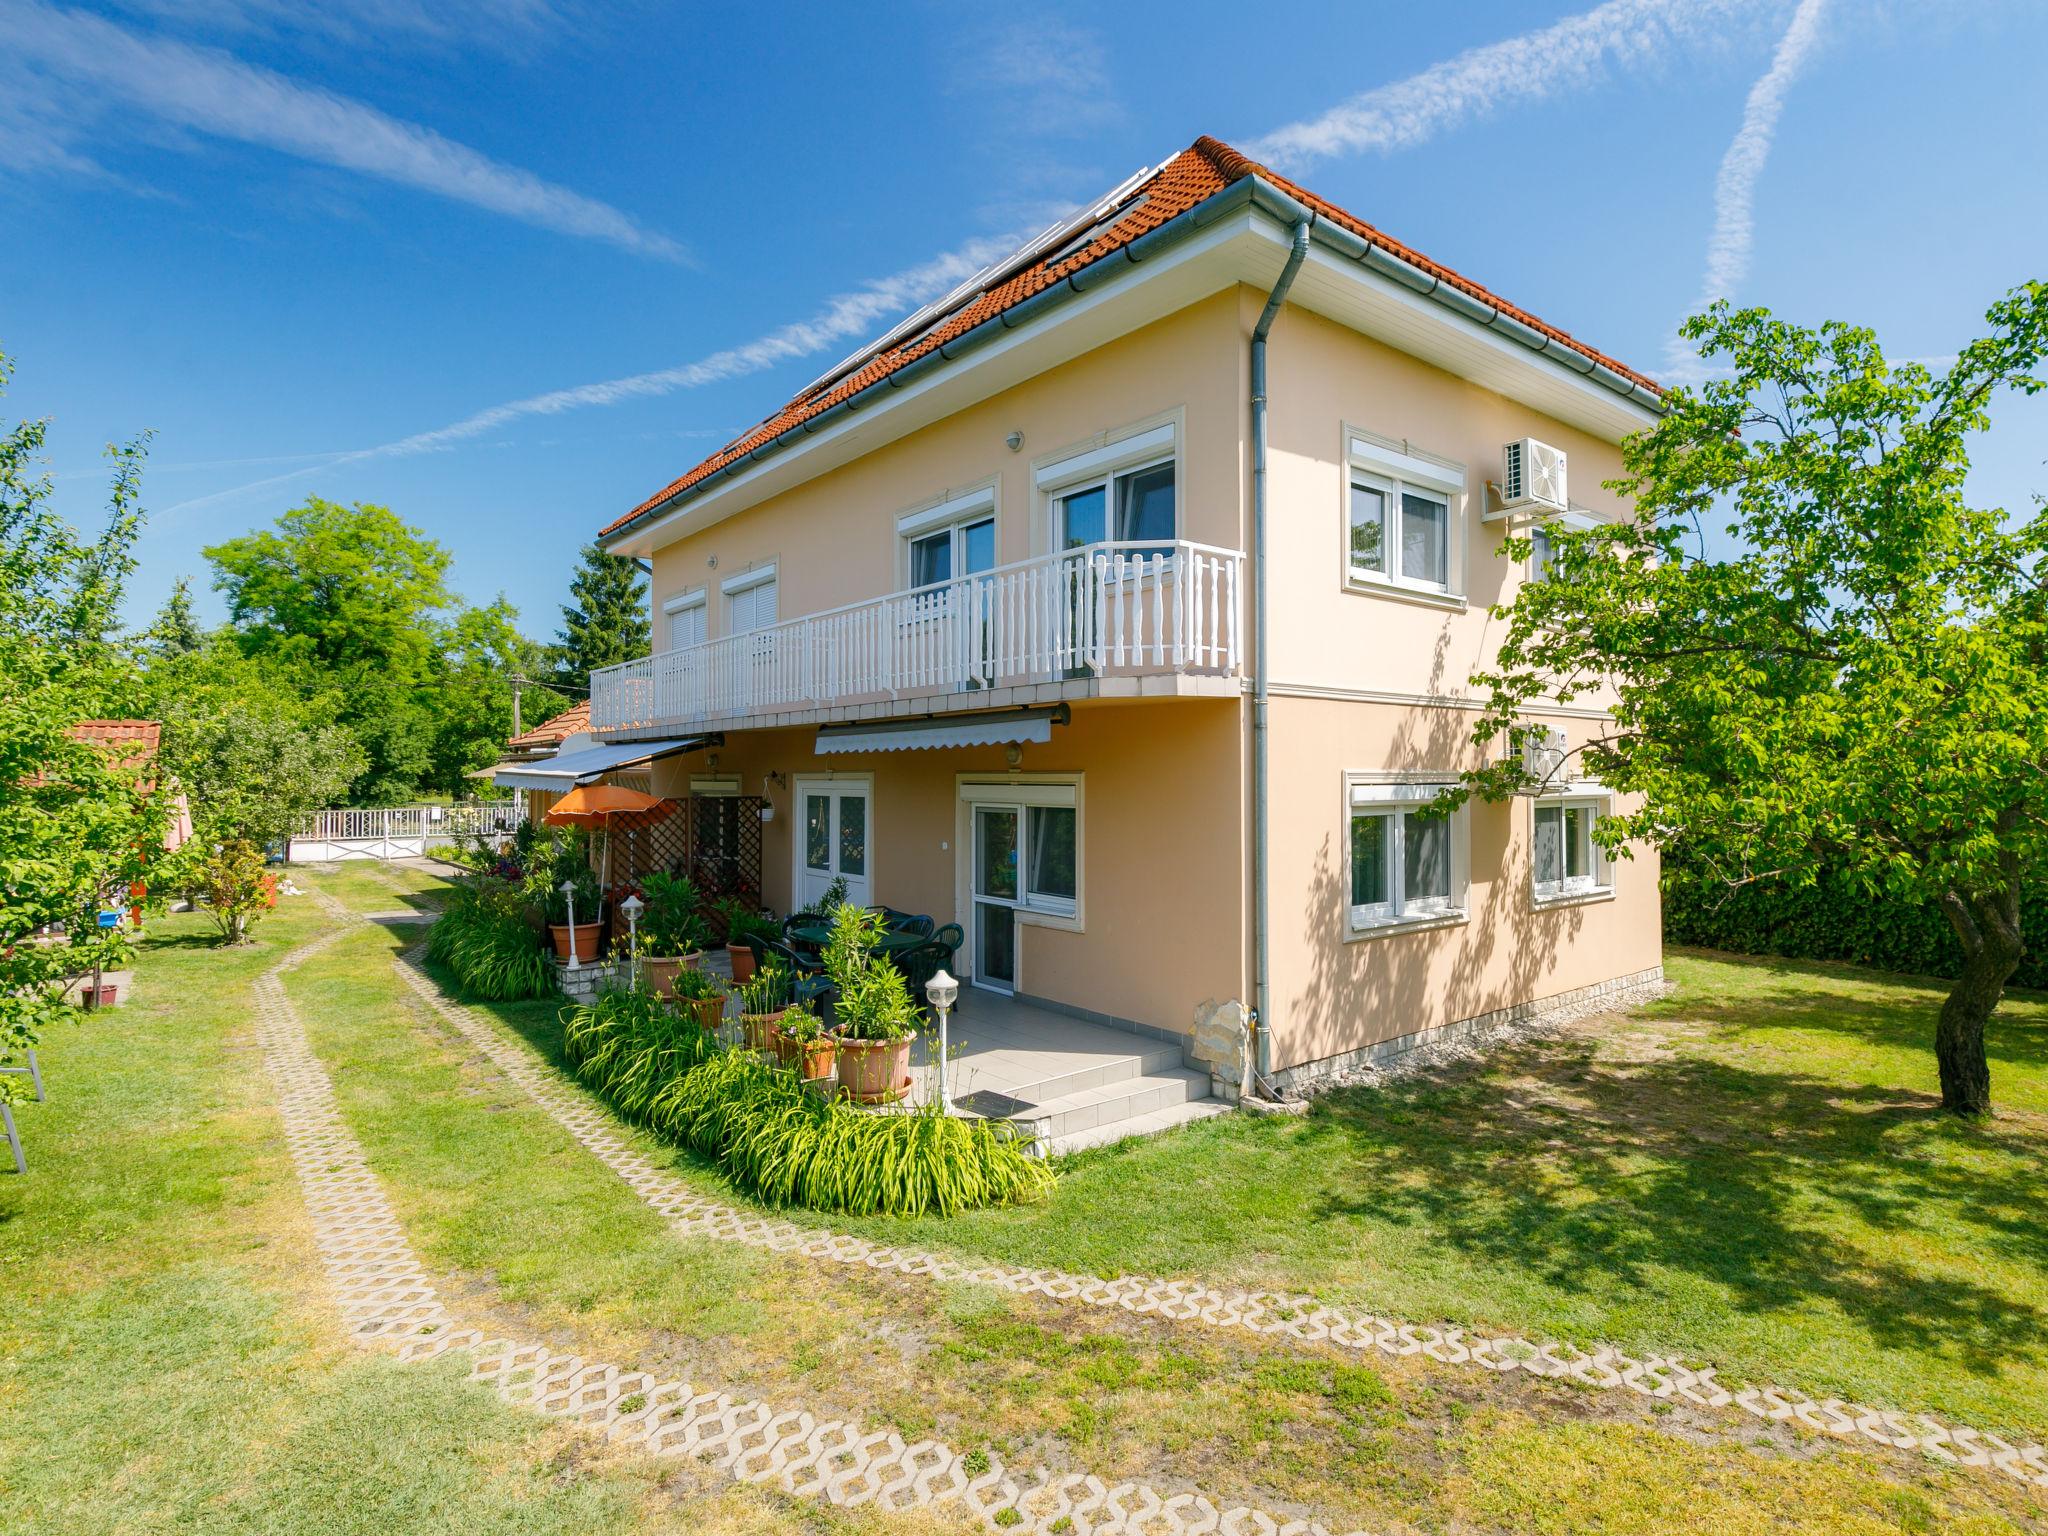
[{"left": 572, "top": 136, "right": 1664, "bottom": 1133}]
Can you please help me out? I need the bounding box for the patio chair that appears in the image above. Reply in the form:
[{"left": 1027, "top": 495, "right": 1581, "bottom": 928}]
[
  {"left": 759, "top": 936, "right": 834, "bottom": 1008},
  {"left": 891, "top": 913, "right": 936, "bottom": 939},
  {"left": 896, "top": 940, "right": 952, "bottom": 1003}
]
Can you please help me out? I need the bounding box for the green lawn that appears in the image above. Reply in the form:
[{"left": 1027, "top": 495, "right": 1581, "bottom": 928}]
[{"left": 4, "top": 868, "right": 2043, "bottom": 1535}]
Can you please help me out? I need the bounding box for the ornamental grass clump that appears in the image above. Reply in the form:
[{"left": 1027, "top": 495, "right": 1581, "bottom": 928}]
[
  {"left": 561, "top": 985, "right": 720, "bottom": 1121},
  {"left": 427, "top": 875, "right": 554, "bottom": 1001}
]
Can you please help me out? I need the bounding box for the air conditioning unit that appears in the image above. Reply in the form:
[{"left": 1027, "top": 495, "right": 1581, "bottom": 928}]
[
  {"left": 1512, "top": 728, "right": 1569, "bottom": 796},
  {"left": 1493, "top": 438, "right": 1568, "bottom": 519}
]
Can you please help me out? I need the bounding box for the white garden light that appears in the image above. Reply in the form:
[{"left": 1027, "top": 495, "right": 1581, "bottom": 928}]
[
  {"left": 618, "top": 892, "right": 645, "bottom": 987},
  {"left": 560, "top": 878, "right": 581, "bottom": 972},
  {"left": 925, "top": 968, "right": 958, "bottom": 1113}
]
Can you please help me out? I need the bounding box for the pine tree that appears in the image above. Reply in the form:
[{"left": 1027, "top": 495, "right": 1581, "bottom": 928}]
[
  {"left": 553, "top": 543, "right": 649, "bottom": 692},
  {"left": 140, "top": 575, "right": 207, "bottom": 657}
]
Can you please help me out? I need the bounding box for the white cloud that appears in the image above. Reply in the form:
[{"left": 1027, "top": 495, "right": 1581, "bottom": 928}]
[
  {"left": 1666, "top": 0, "right": 1830, "bottom": 373},
  {"left": 0, "top": 0, "right": 682, "bottom": 260},
  {"left": 1246, "top": 0, "right": 1775, "bottom": 171},
  {"left": 160, "top": 233, "right": 1023, "bottom": 515}
]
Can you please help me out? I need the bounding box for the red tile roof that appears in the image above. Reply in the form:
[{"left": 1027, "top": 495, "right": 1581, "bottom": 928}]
[
  {"left": 69, "top": 720, "right": 162, "bottom": 758},
  {"left": 507, "top": 698, "right": 590, "bottom": 753},
  {"left": 603, "top": 134, "right": 1660, "bottom": 541}
]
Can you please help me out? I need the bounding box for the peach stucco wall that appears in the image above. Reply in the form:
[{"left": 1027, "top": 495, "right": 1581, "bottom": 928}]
[
  {"left": 645, "top": 289, "right": 1247, "bottom": 644},
  {"left": 646, "top": 697, "right": 1247, "bottom": 1034}
]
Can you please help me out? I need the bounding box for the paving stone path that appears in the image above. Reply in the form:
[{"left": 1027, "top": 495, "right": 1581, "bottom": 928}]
[
  {"left": 375, "top": 919, "right": 2048, "bottom": 1496},
  {"left": 263, "top": 909, "right": 1362, "bottom": 1535}
]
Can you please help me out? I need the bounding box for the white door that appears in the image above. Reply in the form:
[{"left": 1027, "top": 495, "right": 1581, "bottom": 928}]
[
  {"left": 795, "top": 779, "right": 871, "bottom": 911},
  {"left": 970, "top": 802, "right": 1020, "bottom": 993}
]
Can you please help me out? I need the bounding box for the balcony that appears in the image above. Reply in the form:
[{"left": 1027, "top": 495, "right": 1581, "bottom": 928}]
[{"left": 591, "top": 539, "right": 1243, "bottom": 735}]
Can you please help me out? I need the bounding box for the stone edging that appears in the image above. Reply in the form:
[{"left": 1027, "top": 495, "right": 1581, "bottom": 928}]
[
  {"left": 381, "top": 930, "right": 2048, "bottom": 1495},
  {"left": 264, "top": 903, "right": 1355, "bottom": 1535}
]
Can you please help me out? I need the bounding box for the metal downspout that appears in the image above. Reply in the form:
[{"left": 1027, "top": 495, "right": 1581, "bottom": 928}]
[{"left": 1251, "top": 219, "right": 1311, "bottom": 1095}]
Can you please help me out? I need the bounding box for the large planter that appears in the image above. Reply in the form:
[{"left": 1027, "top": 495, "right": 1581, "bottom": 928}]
[
  {"left": 641, "top": 952, "right": 703, "bottom": 998},
  {"left": 727, "top": 942, "right": 757, "bottom": 984},
  {"left": 548, "top": 921, "right": 603, "bottom": 964},
  {"left": 836, "top": 1035, "right": 913, "bottom": 1104},
  {"left": 739, "top": 1010, "right": 783, "bottom": 1053},
  {"left": 776, "top": 1031, "right": 835, "bottom": 1082}
]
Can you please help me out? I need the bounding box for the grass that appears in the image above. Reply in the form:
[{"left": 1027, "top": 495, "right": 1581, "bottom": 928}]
[
  {"left": 0, "top": 889, "right": 927, "bottom": 1536},
  {"left": 436, "top": 845, "right": 2048, "bottom": 1440},
  {"left": 6, "top": 866, "right": 2042, "bottom": 1533}
]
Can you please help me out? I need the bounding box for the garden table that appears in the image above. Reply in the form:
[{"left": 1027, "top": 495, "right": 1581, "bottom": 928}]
[{"left": 786, "top": 923, "right": 926, "bottom": 955}]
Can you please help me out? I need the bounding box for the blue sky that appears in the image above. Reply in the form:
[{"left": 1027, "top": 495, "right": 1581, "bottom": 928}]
[{"left": 5, "top": 0, "right": 2044, "bottom": 640}]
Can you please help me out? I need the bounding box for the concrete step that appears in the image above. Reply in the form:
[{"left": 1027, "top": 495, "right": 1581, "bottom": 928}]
[
  {"left": 1042, "top": 1096, "right": 1235, "bottom": 1157},
  {"left": 1022, "top": 1064, "right": 1212, "bottom": 1145}
]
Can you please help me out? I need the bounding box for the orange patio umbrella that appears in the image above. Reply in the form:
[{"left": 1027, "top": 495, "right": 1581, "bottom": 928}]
[{"left": 544, "top": 783, "right": 674, "bottom": 893}]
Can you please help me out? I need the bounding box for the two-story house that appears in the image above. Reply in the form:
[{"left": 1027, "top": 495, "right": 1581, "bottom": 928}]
[{"left": 561, "top": 136, "right": 1666, "bottom": 1148}]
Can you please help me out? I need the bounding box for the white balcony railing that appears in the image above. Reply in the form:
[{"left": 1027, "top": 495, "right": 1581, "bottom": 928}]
[{"left": 591, "top": 539, "right": 1243, "bottom": 732}]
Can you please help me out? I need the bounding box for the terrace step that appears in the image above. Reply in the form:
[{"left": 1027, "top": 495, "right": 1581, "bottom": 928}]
[
  {"left": 1041, "top": 1096, "right": 1234, "bottom": 1158},
  {"left": 1017, "top": 1065, "right": 1214, "bottom": 1147}
]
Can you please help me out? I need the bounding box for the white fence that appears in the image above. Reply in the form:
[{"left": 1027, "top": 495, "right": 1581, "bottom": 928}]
[
  {"left": 592, "top": 539, "right": 1243, "bottom": 732},
  {"left": 290, "top": 803, "right": 524, "bottom": 863}
]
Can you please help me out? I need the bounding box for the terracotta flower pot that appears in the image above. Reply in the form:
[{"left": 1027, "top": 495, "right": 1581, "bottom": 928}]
[
  {"left": 836, "top": 1036, "right": 913, "bottom": 1104},
  {"left": 739, "top": 1010, "right": 784, "bottom": 1053},
  {"left": 640, "top": 953, "right": 701, "bottom": 997},
  {"left": 680, "top": 993, "right": 726, "bottom": 1034},
  {"left": 549, "top": 921, "right": 603, "bottom": 963},
  {"left": 727, "top": 942, "right": 757, "bottom": 984},
  {"left": 777, "top": 1033, "right": 835, "bottom": 1082}
]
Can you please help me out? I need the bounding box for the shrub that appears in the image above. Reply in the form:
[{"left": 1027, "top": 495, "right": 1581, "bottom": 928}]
[
  {"left": 639, "top": 870, "right": 708, "bottom": 956},
  {"left": 203, "top": 839, "right": 276, "bottom": 944},
  {"left": 428, "top": 876, "right": 554, "bottom": 1001},
  {"left": 822, "top": 903, "right": 919, "bottom": 1041},
  {"left": 560, "top": 987, "right": 1050, "bottom": 1217},
  {"left": 1663, "top": 844, "right": 2048, "bottom": 990}
]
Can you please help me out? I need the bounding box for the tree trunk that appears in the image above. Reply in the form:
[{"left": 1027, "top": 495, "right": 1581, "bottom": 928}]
[{"left": 1935, "top": 887, "right": 2023, "bottom": 1116}]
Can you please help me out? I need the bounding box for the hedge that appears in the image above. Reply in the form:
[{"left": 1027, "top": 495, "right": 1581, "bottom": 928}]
[{"left": 1662, "top": 846, "right": 2048, "bottom": 990}]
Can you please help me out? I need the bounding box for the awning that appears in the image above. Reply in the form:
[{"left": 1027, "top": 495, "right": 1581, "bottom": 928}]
[
  {"left": 815, "top": 706, "right": 1067, "bottom": 756},
  {"left": 493, "top": 735, "right": 715, "bottom": 791}
]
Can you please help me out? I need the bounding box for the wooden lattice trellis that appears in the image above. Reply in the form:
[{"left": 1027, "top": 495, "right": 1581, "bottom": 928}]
[{"left": 602, "top": 795, "right": 763, "bottom": 909}]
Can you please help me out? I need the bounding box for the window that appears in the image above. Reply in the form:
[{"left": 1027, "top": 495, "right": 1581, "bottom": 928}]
[
  {"left": 663, "top": 589, "right": 706, "bottom": 651},
  {"left": 1344, "top": 435, "right": 1465, "bottom": 600},
  {"left": 1025, "top": 804, "right": 1076, "bottom": 909},
  {"left": 1532, "top": 794, "right": 1612, "bottom": 901},
  {"left": 1346, "top": 780, "right": 1467, "bottom": 932},
  {"left": 958, "top": 778, "right": 1082, "bottom": 926},
  {"left": 722, "top": 565, "right": 778, "bottom": 634},
  {"left": 901, "top": 487, "right": 999, "bottom": 591},
  {"left": 1528, "top": 512, "right": 1598, "bottom": 584},
  {"left": 1056, "top": 458, "right": 1175, "bottom": 557}
]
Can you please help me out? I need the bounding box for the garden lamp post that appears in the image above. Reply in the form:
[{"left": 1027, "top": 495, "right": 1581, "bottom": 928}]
[
  {"left": 925, "top": 968, "right": 959, "bottom": 1113},
  {"left": 619, "top": 893, "right": 644, "bottom": 989},
  {"left": 560, "top": 878, "right": 581, "bottom": 973}
]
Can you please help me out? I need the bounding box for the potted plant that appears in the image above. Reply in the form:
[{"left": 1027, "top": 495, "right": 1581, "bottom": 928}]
[
  {"left": 717, "top": 897, "right": 777, "bottom": 983},
  {"left": 667, "top": 963, "right": 727, "bottom": 1034},
  {"left": 822, "top": 904, "right": 918, "bottom": 1103},
  {"left": 735, "top": 959, "right": 795, "bottom": 1053},
  {"left": 775, "top": 1002, "right": 834, "bottom": 1082},
  {"left": 637, "top": 871, "right": 708, "bottom": 996}
]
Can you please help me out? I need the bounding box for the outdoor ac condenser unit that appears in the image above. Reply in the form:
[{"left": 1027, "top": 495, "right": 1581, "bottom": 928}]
[
  {"left": 1494, "top": 437, "right": 1568, "bottom": 519},
  {"left": 1512, "top": 728, "right": 1569, "bottom": 795}
]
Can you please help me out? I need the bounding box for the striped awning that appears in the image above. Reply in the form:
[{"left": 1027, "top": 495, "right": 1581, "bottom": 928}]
[{"left": 814, "top": 706, "right": 1066, "bottom": 755}]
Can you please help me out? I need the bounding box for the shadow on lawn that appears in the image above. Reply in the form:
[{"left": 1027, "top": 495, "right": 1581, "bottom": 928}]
[{"left": 1299, "top": 996, "right": 2048, "bottom": 1381}]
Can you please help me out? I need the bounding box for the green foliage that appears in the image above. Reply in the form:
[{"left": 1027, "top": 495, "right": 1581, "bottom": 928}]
[
  {"left": 427, "top": 877, "right": 554, "bottom": 1001},
  {"left": 822, "top": 903, "right": 919, "bottom": 1041},
  {"left": 562, "top": 985, "right": 1050, "bottom": 1217},
  {"left": 666, "top": 964, "right": 726, "bottom": 1003},
  {"left": 0, "top": 350, "right": 166, "bottom": 1104},
  {"left": 166, "top": 694, "right": 363, "bottom": 850},
  {"left": 1459, "top": 283, "right": 2048, "bottom": 1112},
  {"left": 137, "top": 576, "right": 206, "bottom": 658},
  {"left": 1663, "top": 843, "right": 2048, "bottom": 989},
  {"left": 552, "top": 543, "right": 650, "bottom": 694},
  {"left": 713, "top": 895, "right": 777, "bottom": 949},
  {"left": 202, "top": 839, "right": 275, "bottom": 944},
  {"left": 736, "top": 958, "right": 796, "bottom": 1017},
  {"left": 523, "top": 829, "right": 599, "bottom": 924},
  {"left": 638, "top": 869, "right": 706, "bottom": 956}
]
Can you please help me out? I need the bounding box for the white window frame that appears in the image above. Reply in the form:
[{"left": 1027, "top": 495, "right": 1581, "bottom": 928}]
[
  {"left": 1342, "top": 432, "right": 1467, "bottom": 605},
  {"left": 1527, "top": 510, "right": 1599, "bottom": 584},
  {"left": 661, "top": 586, "right": 707, "bottom": 652},
  {"left": 1344, "top": 775, "right": 1470, "bottom": 938},
  {"left": 954, "top": 776, "right": 1084, "bottom": 931},
  {"left": 899, "top": 484, "right": 998, "bottom": 593},
  {"left": 1531, "top": 787, "right": 1615, "bottom": 905},
  {"left": 1035, "top": 419, "right": 1180, "bottom": 559},
  {"left": 720, "top": 561, "right": 778, "bottom": 635}
]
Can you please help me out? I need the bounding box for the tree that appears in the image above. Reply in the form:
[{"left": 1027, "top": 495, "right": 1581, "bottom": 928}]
[
  {"left": 1460, "top": 283, "right": 2048, "bottom": 1116},
  {"left": 0, "top": 352, "right": 166, "bottom": 1104},
  {"left": 138, "top": 576, "right": 207, "bottom": 658},
  {"left": 552, "top": 542, "right": 648, "bottom": 693}
]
